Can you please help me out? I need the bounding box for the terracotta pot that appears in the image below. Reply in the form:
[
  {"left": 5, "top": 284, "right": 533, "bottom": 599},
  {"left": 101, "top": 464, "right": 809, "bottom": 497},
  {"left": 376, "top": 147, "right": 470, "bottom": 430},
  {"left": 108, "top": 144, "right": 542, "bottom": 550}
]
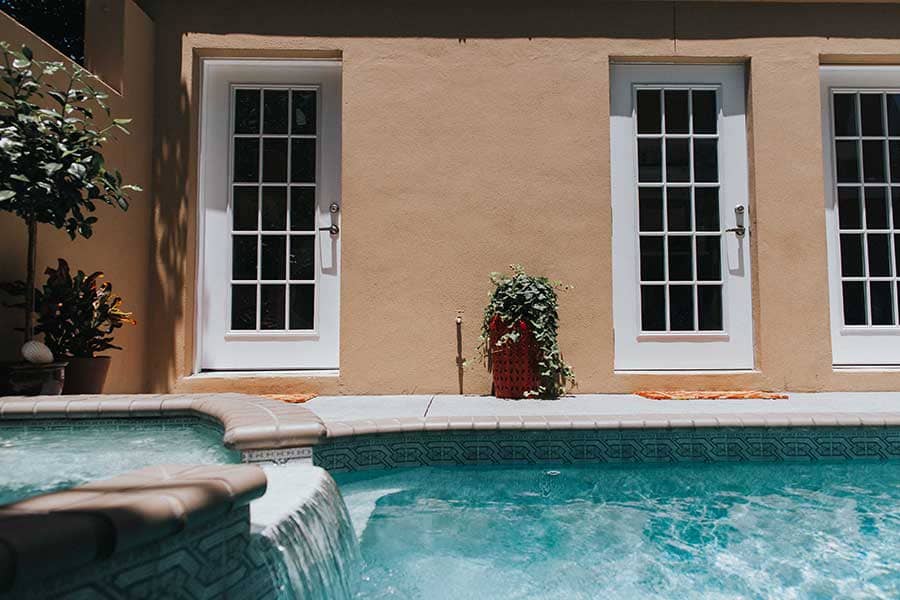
[
  {"left": 488, "top": 316, "right": 540, "bottom": 399},
  {"left": 0, "top": 362, "right": 67, "bottom": 396},
  {"left": 63, "top": 356, "right": 111, "bottom": 395}
]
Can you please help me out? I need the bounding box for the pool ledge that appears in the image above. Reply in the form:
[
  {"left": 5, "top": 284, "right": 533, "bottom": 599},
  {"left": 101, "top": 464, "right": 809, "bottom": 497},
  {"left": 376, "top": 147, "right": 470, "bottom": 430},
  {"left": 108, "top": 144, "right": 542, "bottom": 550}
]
[
  {"left": 0, "top": 393, "right": 325, "bottom": 450},
  {"left": 0, "top": 463, "right": 266, "bottom": 594}
]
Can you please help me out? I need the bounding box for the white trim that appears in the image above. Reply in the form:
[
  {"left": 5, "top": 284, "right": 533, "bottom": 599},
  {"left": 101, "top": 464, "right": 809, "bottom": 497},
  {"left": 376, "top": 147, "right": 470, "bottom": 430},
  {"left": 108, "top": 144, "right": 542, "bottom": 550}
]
[
  {"left": 610, "top": 63, "right": 754, "bottom": 370},
  {"left": 820, "top": 66, "right": 900, "bottom": 366},
  {"left": 186, "top": 369, "right": 340, "bottom": 380}
]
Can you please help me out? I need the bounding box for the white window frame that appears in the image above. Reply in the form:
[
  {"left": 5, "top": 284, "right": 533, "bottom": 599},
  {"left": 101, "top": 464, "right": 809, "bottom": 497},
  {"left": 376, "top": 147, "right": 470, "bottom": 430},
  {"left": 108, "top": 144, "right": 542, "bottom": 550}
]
[
  {"left": 610, "top": 63, "right": 755, "bottom": 371},
  {"left": 820, "top": 66, "right": 900, "bottom": 367}
]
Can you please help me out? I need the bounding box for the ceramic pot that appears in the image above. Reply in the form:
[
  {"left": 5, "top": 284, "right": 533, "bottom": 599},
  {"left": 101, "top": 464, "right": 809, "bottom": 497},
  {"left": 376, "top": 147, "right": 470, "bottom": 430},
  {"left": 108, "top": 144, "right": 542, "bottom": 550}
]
[{"left": 63, "top": 356, "right": 112, "bottom": 395}]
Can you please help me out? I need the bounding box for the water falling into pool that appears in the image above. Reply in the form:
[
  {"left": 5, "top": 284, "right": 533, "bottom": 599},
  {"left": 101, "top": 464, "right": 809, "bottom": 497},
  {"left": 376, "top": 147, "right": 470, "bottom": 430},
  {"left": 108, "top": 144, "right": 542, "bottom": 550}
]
[{"left": 249, "top": 464, "right": 360, "bottom": 600}]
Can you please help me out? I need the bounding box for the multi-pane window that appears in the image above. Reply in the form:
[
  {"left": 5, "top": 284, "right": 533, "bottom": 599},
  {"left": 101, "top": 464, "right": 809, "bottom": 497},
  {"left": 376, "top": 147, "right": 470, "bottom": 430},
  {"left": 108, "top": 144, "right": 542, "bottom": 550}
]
[
  {"left": 831, "top": 91, "right": 900, "bottom": 327},
  {"left": 230, "top": 87, "right": 319, "bottom": 331},
  {"left": 635, "top": 87, "right": 724, "bottom": 332}
]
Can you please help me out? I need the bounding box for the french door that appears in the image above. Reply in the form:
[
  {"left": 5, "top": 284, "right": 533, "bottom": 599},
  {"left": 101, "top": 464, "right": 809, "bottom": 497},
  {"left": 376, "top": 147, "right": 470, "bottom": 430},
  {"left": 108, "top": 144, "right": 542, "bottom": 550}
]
[
  {"left": 610, "top": 64, "right": 754, "bottom": 370},
  {"left": 197, "top": 60, "right": 341, "bottom": 371}
]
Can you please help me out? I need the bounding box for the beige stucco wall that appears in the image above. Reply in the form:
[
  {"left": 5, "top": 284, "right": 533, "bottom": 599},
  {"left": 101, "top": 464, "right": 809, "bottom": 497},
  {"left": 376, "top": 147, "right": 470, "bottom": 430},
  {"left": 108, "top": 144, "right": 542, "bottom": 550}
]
[
  {"left": 140, "top": 1, "right": 900, "bottom": 395},
  {"left": 0, "top": 1, "right": 155, "bottom": 392}
]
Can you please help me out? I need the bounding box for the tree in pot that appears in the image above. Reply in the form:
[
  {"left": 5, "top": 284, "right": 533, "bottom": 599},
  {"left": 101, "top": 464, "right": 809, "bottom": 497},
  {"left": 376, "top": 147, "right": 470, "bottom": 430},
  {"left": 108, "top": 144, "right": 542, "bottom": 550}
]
[
  {"left": 478, "top": 265, "right": 575, "bottom": 399},
  {"left": 0, "top": 43, "right": 139, "bottom": 395},
  {"left": 32, "top": 259, "right": 135, "bottom": 394}
]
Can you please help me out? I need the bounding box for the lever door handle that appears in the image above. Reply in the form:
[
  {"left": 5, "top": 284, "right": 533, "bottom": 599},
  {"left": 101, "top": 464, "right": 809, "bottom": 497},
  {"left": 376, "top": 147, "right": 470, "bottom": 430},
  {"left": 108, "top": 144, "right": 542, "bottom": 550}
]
[
  {"left": 725, "top": 225, "right": 746, "bottom": 238},
  {"left": 319, "top": 224, "right": 339, "bottom": 235}
]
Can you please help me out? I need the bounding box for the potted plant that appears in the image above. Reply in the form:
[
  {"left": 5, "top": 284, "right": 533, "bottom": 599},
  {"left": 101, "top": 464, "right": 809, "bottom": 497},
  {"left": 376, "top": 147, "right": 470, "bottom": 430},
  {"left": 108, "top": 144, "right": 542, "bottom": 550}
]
[
  {"left": 30, "top": 259, "right": 135, "bottom": 394},
  {"left": 0, "top": 44, "right": 138, "bottom": 395},
  {"left": 478, "top": 265, "right": 575, "bottom": 399}
]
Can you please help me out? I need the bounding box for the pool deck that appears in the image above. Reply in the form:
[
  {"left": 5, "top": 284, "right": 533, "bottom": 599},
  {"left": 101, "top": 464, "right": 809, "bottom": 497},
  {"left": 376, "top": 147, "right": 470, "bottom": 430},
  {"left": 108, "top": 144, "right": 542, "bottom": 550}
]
[{"left": 304, "top": 392, "right": 900, "bottom": 436}]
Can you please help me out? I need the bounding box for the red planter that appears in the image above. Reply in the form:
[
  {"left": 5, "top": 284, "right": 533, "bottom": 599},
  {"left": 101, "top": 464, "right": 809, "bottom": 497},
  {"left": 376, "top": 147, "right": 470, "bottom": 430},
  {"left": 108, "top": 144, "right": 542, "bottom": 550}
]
[{"left": 489, "top": 316, "right": 540, "bottom": 399}]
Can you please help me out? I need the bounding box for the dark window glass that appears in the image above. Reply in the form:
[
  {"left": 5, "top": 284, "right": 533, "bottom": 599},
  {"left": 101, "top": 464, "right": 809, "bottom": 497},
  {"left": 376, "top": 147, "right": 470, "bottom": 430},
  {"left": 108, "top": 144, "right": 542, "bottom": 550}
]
[
  {"left": 666, "top": 187, "right": 691, "bottom": 231},
  {"left": 638, "top": 139, "right": 662, "bottom": 183},
  {"left": 260, "top": 285, "right": 286, "bottom": 330},
  {"left": 840, "top": 234, "right": 864, "bottom": 277},
  {"left": 639, "top": 188, "right": 663, "bottom": 232},
  {"left": 232, "top": 236, "right": 257, "bottom": 280},
  {"left": 636, "top": 90, "right": 661, "bottom": 134},
  {"left": 835, "top": 141, "right": 860, "bottom": 183},
  {"left": 696, "top": 236, "right": 721, "bottom": 281},
  {"left": 640, "top": 286, "right": 666, "bottom": 331},
  {"left": 290, "top": 284, "right": 316, "bottom": 330},
  {"left": 263, "top": 139, "right": 288, "bottom": 183},
  {"left": 842, "top": 282, "right": 866, "bottom": 325},
  {"left": 698, "top": 285, "right": 723, "bottom": 331},
  {"left": 888, "top": 94, "right": 900, "bottom": 136},
  {"left": 231, "top": 285, "right": 257, "bottom": 330},
  {"left": 837, "top": 187, "right": 862, "bottom": 230},
  {"left": 692, "top": 90, "right": 717, "bottom": 134},
  {"left": 290, "top": 236, "right": 316, "bottom": 280},
  {"left": 261, "top": 236, "right": 287, "bottom": 280},
  {"left": 664, "top": 90, "right": 689, "bottom": 134},
  {"left": 890, "top": 141, "right": 900, "bottom": 184},
  {"left": 893, "top": 188, "right": 900, "bottom": 229},
  {"left": 292, "top": 91, "right": 318, "bottom": 135},
  {"left": 234, "top": 89, "right": 260, "bottom": 134},
  {"left": 870, "top": 281, "right": 894, "bottom": 326},
  {"left": 665, "top": 139, "right": 690, "bottom": 183},
  {"left": 233, "top": 138, "right": 260, "bottom": 183},
  {"left": 291, "top": 139, "right": 317, "bottom": 183},
  {"left": 669, "top": 285, "right": 694, "bottom": 331},
  {"left": 262, "top": 187, "right": 288, "bottom": 231},
  {"left": 640, "top": 236, "right": 665, "bottom": 281},
  {"left": 667, "top": 236, "right": 693, "bottom": 281},
  {"left": 693, "top": 139, "right": 718, "bottom": 183},
  {"left": 694, "top": 188, "right": 720, "bottom": 232},
  {"left": 862, "top": 140, "right": 886, "bottom": 183},
  {"left": 263, "top": 90, "right": 289, "bottom": 134},
  {"left": 233, "top": 187, "right": 258, "bottom": 231},
  {"left": 291, "top": 187, "right": 317, "bottom": 231},
  {"left": 865, "top": 187, "right": 889, "bottom": 230},
  {"left": 833, "top": 93, "right": 858, "bottom": 137},
  {"left": 860, "top": 93, "right": 884, "bottom": 136},
  {"left": 867, "top": 233, "right": 892, "bottom": 277}
]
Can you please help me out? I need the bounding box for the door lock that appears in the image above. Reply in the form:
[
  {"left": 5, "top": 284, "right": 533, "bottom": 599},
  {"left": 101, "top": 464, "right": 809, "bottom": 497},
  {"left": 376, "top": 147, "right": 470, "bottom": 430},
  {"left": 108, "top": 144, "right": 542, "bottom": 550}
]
[
  {"left": 319, "top": 224, "right": 340, "bottom": 235},
  {"left": 329, "top": 203, "right": 340, "bottom": 214},
  {"left": 725, "top": 225, "right": 746, "bottom": 238}
]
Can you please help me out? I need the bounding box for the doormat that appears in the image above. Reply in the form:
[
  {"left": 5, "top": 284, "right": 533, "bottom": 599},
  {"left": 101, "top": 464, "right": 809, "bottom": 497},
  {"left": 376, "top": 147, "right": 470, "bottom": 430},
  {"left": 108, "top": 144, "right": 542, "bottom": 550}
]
[
  {"left": 636, "top": 390, "right": 788, "bottom": 400},
  {"left": 264, "top": 393, "right": 318, "bottom": 404}
]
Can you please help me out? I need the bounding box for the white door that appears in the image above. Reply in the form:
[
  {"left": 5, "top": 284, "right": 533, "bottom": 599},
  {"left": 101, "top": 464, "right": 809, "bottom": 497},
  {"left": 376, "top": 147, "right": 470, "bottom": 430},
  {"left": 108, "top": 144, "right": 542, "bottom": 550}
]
[
  {"left": 610, "top": 64, "right": 754, "bottom": 371},
  {"left": 821, "top": 67, "right": 900, "bottom": 366},
  {"left": 197, "top": 60, "right": 341, "bottom": 371}
]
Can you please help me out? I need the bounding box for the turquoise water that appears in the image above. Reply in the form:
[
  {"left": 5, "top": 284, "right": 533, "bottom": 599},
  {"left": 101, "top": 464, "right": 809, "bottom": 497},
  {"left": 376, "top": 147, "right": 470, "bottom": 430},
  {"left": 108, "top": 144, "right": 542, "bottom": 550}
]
[
  {"left": 0, "top": 418, "right": 240, "bottom": 505},
  {"left": 336, "top": 463, "right": 900, "bottom": 599}
]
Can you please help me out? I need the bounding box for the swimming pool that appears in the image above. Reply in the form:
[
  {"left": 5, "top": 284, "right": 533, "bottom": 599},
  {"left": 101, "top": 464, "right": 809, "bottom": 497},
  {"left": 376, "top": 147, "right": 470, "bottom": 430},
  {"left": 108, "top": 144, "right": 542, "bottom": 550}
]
[
  {"left": 337, "top": 462, "right": 900, "bottom": 599},
  {"left": 0, "top": 418, "right": 241, "bottom": 505}
]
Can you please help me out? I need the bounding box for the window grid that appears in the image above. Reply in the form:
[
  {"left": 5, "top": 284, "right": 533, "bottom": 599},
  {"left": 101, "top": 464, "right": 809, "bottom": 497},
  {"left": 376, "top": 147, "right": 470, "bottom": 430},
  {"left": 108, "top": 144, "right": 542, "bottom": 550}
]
[
  {"left": 636, "top": 85, "right": 724, "bottom": 333},
  {"left": 229, "top": 86, "right": 319, "bottom": 333},
  {"left": 832, "top": 90, "right": 900, "bottom": 327}
]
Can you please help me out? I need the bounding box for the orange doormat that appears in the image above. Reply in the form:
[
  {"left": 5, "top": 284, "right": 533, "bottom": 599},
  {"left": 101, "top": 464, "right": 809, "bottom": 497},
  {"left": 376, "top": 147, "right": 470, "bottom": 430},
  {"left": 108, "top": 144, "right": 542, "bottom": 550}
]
[
  {"left": 264, "top": 393, "right": 318, "bottom": 404},
  {"left": 636, "top": 390, "right": 788, "bottom": 400}
]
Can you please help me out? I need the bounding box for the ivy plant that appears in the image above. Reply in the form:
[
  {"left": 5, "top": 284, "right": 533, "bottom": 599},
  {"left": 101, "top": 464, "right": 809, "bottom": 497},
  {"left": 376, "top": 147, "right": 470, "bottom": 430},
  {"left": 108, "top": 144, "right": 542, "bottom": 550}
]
[
  {"left": 0, "top": 43, "right": 139, "bottom": 344},
  {"left": 478, "top": 265, "right": 575, "bottom": 398}
]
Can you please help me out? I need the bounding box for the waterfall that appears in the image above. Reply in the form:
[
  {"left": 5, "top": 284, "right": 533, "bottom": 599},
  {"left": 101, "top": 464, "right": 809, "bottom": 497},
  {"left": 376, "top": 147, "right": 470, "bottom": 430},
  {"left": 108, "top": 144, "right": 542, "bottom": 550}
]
[{"left": 248, "top": 464, "right": 360, "bottom": 600}]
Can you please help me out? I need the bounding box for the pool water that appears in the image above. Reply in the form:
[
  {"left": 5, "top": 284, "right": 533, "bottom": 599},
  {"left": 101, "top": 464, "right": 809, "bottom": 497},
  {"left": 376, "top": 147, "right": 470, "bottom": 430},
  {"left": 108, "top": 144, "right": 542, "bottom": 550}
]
[
  {"left": 336, "top": 462, "right": 900, "bottom": 599},
  {"left": 0, "top": 418, "right": 240, "bottom": 505}
]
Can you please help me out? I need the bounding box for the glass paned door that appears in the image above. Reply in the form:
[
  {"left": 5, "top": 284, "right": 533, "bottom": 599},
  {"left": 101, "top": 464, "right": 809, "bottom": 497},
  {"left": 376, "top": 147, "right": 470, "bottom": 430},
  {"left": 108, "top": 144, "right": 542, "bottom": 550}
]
[
  {"left": 611, "top": 64, "right": 754, "bottom": 371},
  {"left": 199, "top": 60, "right": 341, "bottom": 371},
  {"left": 821, "top": 66, "right": 900, "bottom": 366}
]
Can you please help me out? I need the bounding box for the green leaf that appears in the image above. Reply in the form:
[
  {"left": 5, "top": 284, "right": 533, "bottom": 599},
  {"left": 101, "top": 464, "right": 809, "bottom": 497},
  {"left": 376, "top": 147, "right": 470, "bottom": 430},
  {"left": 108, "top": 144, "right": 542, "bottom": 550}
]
[
  {"left": 0, "top": 190, "right": 15, "bottom": 201},
  {"left": 43, "top": 162, "right": 63, "bottom": 175}
]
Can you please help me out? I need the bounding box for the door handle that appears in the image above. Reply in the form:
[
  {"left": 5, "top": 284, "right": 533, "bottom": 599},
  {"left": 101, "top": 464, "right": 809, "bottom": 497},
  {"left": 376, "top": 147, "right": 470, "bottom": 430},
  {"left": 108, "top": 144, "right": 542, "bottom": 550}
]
[
  {"left": 319, "top": 224, "right": 339, "bottom": 235},
  {"left": 725, "top": 225, "right": 745, "bottom": 238}
]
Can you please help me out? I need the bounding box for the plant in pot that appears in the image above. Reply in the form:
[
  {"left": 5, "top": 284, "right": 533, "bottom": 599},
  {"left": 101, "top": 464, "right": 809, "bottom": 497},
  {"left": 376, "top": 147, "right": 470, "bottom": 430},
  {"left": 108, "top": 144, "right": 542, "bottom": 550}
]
[
  {"left": 32, "top": 259, "right": 135, "bottom": 394},
  {"left": 0, "top": 43, "right": 138, "bottom": 395},
  {"left": 478, "top": 265, "right": 575, "bottom": 399}
]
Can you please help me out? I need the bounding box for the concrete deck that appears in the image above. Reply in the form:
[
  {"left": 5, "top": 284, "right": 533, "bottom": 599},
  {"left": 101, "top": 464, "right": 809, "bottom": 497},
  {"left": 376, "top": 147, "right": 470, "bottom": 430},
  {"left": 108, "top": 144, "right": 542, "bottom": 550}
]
[{"left": 304, "top": 392, "right": 900, "bottom": 436}]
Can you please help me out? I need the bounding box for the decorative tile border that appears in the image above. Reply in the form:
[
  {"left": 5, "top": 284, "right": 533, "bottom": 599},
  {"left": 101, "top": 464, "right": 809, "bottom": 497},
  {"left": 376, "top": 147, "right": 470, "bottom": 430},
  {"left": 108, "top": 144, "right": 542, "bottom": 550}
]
[
  {"left": 0, "top": 415, "right": 226, "bottom": 437},
  {"left": 242, "top": 446, "right": 313, "bottom": 465},
  {"left": 313, "top": 427, "right": 900, "bottom": 472}
]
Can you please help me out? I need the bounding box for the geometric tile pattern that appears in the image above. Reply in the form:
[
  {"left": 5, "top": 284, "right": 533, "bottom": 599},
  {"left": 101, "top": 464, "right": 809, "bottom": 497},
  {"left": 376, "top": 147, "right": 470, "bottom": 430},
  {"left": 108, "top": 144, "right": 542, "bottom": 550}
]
[
  {"left": 314, "top": 427, "right": 900, "bottom": 472},
  {"left": 1, "top": 506, "right": 279, "bottom": 600},
  {"left": 0, "top": 416, "right": 226, "bottom": 437}
]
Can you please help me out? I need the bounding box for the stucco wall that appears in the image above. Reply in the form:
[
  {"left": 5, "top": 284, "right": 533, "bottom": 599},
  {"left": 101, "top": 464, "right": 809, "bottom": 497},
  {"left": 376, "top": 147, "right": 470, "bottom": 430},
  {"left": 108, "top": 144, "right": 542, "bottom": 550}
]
[
  {"left": 0, "top": 1, "right": 154, "bottom": 392},
  {"left": 151, "top": 1, "right": 900, "bottom": 394}
]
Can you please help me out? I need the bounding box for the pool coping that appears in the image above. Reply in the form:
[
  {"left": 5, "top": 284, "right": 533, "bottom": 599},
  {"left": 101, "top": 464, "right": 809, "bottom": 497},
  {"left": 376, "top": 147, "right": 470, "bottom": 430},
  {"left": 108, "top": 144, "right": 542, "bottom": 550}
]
[{"left": 0, "top": 463, "right": 266, "bottom": 593}]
